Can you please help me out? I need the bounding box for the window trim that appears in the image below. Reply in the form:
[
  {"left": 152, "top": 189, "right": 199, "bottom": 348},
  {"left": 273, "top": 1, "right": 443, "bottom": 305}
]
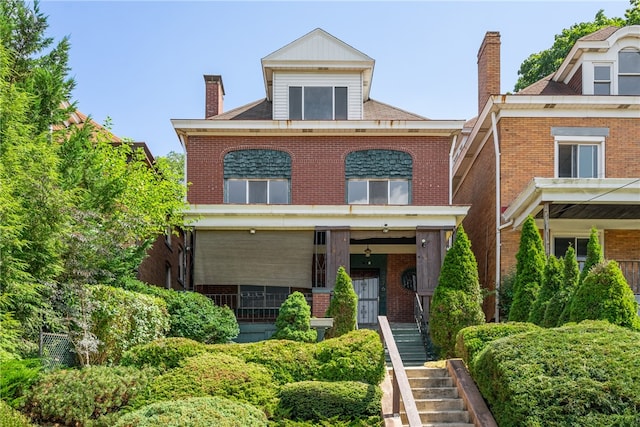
[
  {"left": 551, "top": 232, "right": 602, "bottom": 271},
  {"left": 346, "top": 179, "right": 410, "bottom": 205},
  {"left": 618, "top": 49, "right": 640, "bottom": 96},
  {"left": 225, "top": 178, "right": 290, "bottom": 204},
  {"left": 289, "top": 86, "right": 348, "bottom": 120},
  {"left": 593, "top": 63, "right": 612, "bottom": 95},
  {"left": 554, "top": 135, "right": 605, "bottom": 179}
]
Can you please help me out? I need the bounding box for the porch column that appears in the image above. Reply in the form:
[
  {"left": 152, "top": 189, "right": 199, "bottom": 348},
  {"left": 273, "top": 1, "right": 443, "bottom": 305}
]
[
  {"left": 416, "top": 227, "right": 448, "bottom": 296},
  {"left": 326, "top": 227, "right": 350, "bottom": 289}
]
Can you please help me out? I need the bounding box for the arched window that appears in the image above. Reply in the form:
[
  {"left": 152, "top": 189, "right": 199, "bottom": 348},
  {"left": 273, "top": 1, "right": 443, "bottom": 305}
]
[
  {"left": 345, "top": 150, "right": 412, "bottom": 205},
  {"left": 224, "top": 150, "right": 291, "bottom": 204}
]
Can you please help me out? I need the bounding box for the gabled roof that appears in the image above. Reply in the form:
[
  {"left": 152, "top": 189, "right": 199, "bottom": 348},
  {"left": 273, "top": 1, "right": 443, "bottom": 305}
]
[
  {"left": 261, "top": 28, "right": 375, "bottom": 101},
  {"left": 208, "top": 98, "right": 429, "bottom": 121},
  {"left": 516, "top": 74, "right": 580, "bottom": 95}
]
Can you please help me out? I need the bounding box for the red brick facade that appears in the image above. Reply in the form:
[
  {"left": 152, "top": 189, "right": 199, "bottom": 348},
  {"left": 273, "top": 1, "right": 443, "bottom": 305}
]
[{"left": 386, "top": 253, "right": 418, "bottom": 323}]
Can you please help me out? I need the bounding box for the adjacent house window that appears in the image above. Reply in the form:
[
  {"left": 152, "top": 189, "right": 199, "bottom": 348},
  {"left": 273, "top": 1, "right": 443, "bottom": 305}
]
[
  {"left": 165, "top": 264, "right": 172, "bottom": 289},
  {"left": 224, "top": 149, "right": 291, "bottom": 204},
  {"left": 618, "top": 49, "right": 640, "bottom": 95},
  {"left": 289, "top": 86, "right": 347, "bottom": 120},
  {"left": 593, "top": 64, "right": 611, "bottom": 95},
  {"left": 347, "top": 180, "right": 409, "bottom": 204},
  {"left": 226, "top": 179, "right": 289, "bottom": 204},
  {"left": 345, "top": 150, "right": 412, "bottom": 205},
  {"left": 556, "top": 137, "right": 603, "bottom": 178}
]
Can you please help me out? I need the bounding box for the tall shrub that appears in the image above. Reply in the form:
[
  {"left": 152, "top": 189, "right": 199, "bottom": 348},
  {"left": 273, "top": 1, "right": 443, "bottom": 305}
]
[
  {"left": 528, "top": 255, "right": 563, "bottom": 325},
  {"left": 272, "top": 291, "right": 317, "bottom": 343},
  {"left": 569, "top": 261, "right": 640, "bottom": 330},
  {"left": 544, "top": 246, "right": 580, "bottom": 327},
  {"left": 579, "top": 227, "right": 604, "bottom": 284},
  {"left": 429, "top": 225, "right": 485, "bottom": 358},
  {"left": 508, "top": 216, "right": 545, "bottom": 322},
  {"left": 324, "top": 267, "right": 358, "bottom": 339}
]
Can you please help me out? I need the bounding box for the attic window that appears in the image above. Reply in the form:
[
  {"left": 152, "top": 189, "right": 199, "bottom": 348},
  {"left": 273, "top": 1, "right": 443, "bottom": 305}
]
[
  {"left": 289, "top": 86, "right": 347, "bottom": 120},
  {"left": 593, "top": 65, "right": 611, "bottom": 95},
  {"left": 618, "top": 50, "right": 640, "bottom": 95}
]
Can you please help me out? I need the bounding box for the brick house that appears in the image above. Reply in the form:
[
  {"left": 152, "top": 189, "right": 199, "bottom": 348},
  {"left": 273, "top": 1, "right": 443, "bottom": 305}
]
[
  {"left": 173, "top": 28, "right": 469, "bottom": 325},
  {"left": 452, "top": 26, "right": 640, "bottom": 321}
]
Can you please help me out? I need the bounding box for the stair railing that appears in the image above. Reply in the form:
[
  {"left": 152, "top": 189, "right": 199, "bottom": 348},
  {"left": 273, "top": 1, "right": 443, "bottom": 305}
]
[{"left": 377, "top": 315, "right": 422, "bottom": 427}]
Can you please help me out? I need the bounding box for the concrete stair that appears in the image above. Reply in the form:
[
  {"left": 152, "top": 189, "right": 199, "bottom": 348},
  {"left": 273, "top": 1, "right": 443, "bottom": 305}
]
[
  {"left": 397, "top": 367, "right": 474, "bottom": 427},
  {"left": 386, "top": 323, "right": 428, "bottom": 367}
]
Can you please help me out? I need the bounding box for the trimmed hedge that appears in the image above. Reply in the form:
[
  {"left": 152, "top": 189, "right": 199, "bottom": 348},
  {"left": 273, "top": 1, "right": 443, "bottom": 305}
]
[
  {"left": 0, "top": 358, "right": 42, "bottom": 408},
  {"left": 278, "top": 381, "right": 382, "bottom": 421},
  {"left": 132, "top": 352, "right": 278, "bottom": 417},
  {"left": 25, "top": 365, "right": 155, "bottom": 426},
  {"left": 0, "top": 400, "right": 35, "bottom": 427},
  {"left": 114, "top": 397, "right": 268, "bottom": 427},
  {"left": 324, "top": 267, "right": 358, "bottom": 339},
  {"left": 472, "top": 321, "right": 640, "bottom": 426},
  {"left": 455, "top": 322, "right": 541, "bottom": 370},
  {"left": 272, "top": 291, "right": 316, "bottom": 343},
  {"left": 120, "top": 337, "right": 207, "bottom": 371}
]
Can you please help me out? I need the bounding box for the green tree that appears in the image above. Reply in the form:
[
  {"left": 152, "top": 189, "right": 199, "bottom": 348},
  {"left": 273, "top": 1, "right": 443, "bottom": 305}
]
[
  {"left": 569, "top": 261, "right": 640, "bottom": 330},
  {"left": 509, "top": 216, "right": 546, "bottom": 322},
  {"left": 544, "top": 245, "right": 580, "bottom": 327},
  {"left": 325, "top": 267, "right": 358, "bottom": 339},
  {"left": 429, "top": 225, "right": 485, "bottom": 358},
  {"left": 528, "top": 254, "right": 563, "bottom": 326},
  {"left": 514, "top": 7, "right": 633, "bottom": 91},
  {"left": 579, "top": 227, "right": 604, "bottom": 285},
  {"left": 272, "top": 291, "right": 317, "bottom": 343}
]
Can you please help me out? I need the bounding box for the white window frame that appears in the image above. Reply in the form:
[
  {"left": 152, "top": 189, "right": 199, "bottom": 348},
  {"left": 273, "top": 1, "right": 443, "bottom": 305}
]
[
  {"left": 289, "top": 86, "right": 348, "bottom": 120},
  {"left": 618, "top": 49, "right": 640, "bottom": 96},
  {"left": 551, "top": 231, "right": 602, "bottom": 271},
  {"left": 347, "top": 179, "right": 410, "bottom": 205},
  {"left": 593, "top": 63, "right": 612, "bottom": 95},
  {"left": 225, "top": 178, "right": 290, "bottom": 204},
  {"left": 554, "top": 136, "right": 605, "bottom": 179}
]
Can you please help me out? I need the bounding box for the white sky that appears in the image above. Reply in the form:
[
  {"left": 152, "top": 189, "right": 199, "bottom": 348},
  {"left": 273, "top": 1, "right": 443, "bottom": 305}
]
[{"left": 39, "top": 0, "right": 632, "bottom": 156}]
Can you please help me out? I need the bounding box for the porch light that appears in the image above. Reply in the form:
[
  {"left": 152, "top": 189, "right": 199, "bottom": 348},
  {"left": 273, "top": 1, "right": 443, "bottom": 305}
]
[{"left": 364, "top": 245, "right": 372, "bottom": 257}]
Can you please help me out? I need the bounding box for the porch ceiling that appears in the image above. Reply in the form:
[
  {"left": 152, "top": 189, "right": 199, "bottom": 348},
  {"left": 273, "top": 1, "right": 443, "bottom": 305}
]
[{"left": 534, "top": 203, "right": 640, "bottom": 220}]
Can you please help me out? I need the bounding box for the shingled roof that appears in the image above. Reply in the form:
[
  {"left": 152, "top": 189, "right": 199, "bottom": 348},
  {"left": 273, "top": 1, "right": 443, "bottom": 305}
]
[
  {"left": 578, "top": 25, "right": 621, "bottom": 41},
  {"left": 516, "top": 74, "right": 580, "bottom": 95},
  {"left": 208, "top": 98, "right": 430, "bottom": 121}
]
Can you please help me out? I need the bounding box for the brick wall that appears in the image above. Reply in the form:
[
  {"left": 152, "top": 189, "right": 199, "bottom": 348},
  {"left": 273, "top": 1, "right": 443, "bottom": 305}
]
[
  {"left": 477, "top": 31, "right": 500, "bottom": 115},
  {"left": 385, "top": 253, "right": 416, "bottom": 323},
  {"left": 186, "top": 135, "right": 451, "bottom": 206},
  {"left": 604, "top": 230, "right": 640, "bottom": 260},
  {"left": 312, "top": 292, "right": 331, "bottom": 317},
  {"left": 137, "top": 232, "right": 186, "bottom": 291}
]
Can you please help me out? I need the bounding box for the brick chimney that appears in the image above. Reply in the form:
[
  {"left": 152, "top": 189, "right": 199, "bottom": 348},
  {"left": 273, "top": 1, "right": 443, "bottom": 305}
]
[
  {"left": 477, "top": 31, "right": 500, "bottom": 114},
  {"left": 204, "top": 75, "right": 224, "bottom": 118}
]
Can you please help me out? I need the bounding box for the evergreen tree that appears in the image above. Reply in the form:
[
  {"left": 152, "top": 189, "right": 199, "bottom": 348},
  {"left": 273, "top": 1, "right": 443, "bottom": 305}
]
[
  {"left": 544, "top": 245, "right": 580, "bottom": 327},
  {"left": 272, "top": 292, "right": 317, "bottom": 343},
  {"left": 528, "top": 255, "right": 563, "bottom": 326},
  {"left": 508, "top": 216, "right": 546, "bottom": 322},
  {"left": 324, "top": 266, "right": 358, "bottom": 339},
  {"left": 579, "top": 227, "right": 604, "bottom": 285},
  {"left": 429, "top": 225, "right": 485, "bottom": 358}
]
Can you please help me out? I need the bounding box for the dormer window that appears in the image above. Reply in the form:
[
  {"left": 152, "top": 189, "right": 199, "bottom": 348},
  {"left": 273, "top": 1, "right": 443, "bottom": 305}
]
[
  {"left": 289, "top": 86, "right": 348, "bottom": 120},
  {"left": 619, "top": 50, "right": 640, "bottom": 95},
  {"left": 593, "top": 65, "right": 611, "bottom": 95}
]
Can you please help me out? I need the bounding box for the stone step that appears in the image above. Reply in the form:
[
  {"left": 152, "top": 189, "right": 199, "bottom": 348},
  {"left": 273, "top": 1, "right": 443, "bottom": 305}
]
[
  {"left": 401, "top": 367, "right": 448, "bottom": 378},
  {"left": 403, "top": 398, "right": 466, "bottom": 412},
  {"left": 408, "top": 376, "right": 453, "bottom": 388},
  {"left": 401, "top": 409, "right": 470, "bottom": 424},
  {"left": 412, "top": 386, "right": 460, "bottom": 399}
]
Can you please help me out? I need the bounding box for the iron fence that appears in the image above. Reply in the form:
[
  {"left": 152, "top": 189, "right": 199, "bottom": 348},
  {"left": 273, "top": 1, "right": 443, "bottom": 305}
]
[{"left": 203, "top": 291, "right": 312, "bottom": 322}]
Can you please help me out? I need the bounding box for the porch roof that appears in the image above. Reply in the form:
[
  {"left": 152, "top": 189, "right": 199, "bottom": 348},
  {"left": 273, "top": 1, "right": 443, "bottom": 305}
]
[{"left": 502, "top": 177, "right": 640, "bottom": 228}]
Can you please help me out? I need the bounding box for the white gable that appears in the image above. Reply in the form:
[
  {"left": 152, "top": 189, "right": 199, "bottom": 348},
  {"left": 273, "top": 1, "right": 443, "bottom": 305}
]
[{"left": 261, "top": 28, "right": 375, "bottom": 101}]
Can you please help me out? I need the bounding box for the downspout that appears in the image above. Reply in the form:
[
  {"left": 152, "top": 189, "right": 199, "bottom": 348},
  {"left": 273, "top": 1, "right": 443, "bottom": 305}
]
[
  {"left": 491, "top": 111, "right": 501, "bottom": 323},
  {"left": 449, "top": 134, "right": 458, "bottom": 205}
]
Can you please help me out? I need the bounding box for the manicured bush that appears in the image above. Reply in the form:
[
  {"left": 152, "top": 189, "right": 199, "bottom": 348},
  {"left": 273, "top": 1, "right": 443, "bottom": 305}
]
[
  {"left": 315, "top": 329, "right": 385, "bottom": 385},
  {"left": 429, "top": 225, "right": 485, "bottom": 358},
  {"left": 120, "top": 337, "right": 207, "bottom": 371},
  {"left": 454, "top": 322, "right": 541, "bottom": 370},
  {"left": 528, "top": 254, "right": 563, "bottom": 325},
  {"left": 211, "top": 339, "right": 318, "bottom": 384},
  {"left": 0, "top": 400, "right": 35, "bottom": 427},
  {"left": 25, "top": 365, "right": 155, "bottom": 426},
  {"left": 122, "top": 279, "right": 239, "bottom": 343},
  {"left": 132, "top": 352, "right": 278, "bottom": 417},
  {"left": 0, "top": 358, "right": 42, "bottom": 408},
  {"left": 114, "top": 396, "right": 268, "bottom": 427},
  {"left": 497, "top": 269, "right": 516, "bottom": 322},
  {"left": 579, "top": 227, "right": 604, "bottom": 285},
  {"left": 278, "top": 381, "right": 382, "bottom": 422},
  {"left": 509, "top": 216, "right": 545, "bottom": 322},
  {"left": 543, "top": 245, "right": 579, "bottom": 327},
  {"left": 272, "top": 292, "right": 317, "bottom": 343},
  {"left": 472, "top": 321, "right": 640, "bottom": 426},
  {"left": 324, "top": 266, "right": 357, "bottom": 339},
  {"left": 89, "top": 284, "right": 169, "bottom": 364},
  {"left": 569, "top": 261, "right": 640, "bottom": 330}
]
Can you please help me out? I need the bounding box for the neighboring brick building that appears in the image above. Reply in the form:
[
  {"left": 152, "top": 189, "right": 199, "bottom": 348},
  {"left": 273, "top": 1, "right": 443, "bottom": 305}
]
[
  {"left": 452, "top": 26, "right": 640, "bottom": 321},
  {"left": 173, "top": 28, "right": 469, "bottom": 324}
]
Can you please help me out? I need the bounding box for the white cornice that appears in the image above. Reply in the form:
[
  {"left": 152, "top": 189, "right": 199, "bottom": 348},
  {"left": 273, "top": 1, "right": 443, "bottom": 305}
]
[{"left": 185, "top": 204, "right": 470, "bottom": 230}]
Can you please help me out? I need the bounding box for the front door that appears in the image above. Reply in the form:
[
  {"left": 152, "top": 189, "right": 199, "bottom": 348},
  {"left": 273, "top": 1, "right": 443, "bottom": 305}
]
[{"left": 351, "top": 269, "right": 379, "bottom": 325}]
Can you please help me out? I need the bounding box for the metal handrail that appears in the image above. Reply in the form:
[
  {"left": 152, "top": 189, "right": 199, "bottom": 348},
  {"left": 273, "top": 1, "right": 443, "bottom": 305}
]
[{"left": 378, "top": 315, "right": 422, "bottom": 427}]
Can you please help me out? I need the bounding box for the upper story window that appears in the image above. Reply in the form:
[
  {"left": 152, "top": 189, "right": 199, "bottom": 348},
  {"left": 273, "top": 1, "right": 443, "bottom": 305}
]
[
  {"left": 556, "top": 136, "right": 604, "bottom": 179},
  {"left": 619, "top": 49, "right": 640, "bottom": 95},
  {"left": 345, "top": 150, "right": 412, "bottom": 205},
  {"left": 289, "top": 86, "right": 347, "bottom": 120},
  {"left": 593, "top": 64, "right": 611, "bottom": 95},
  {"left": 224, "top": 149, "right": 291, "bottom": 204}
]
